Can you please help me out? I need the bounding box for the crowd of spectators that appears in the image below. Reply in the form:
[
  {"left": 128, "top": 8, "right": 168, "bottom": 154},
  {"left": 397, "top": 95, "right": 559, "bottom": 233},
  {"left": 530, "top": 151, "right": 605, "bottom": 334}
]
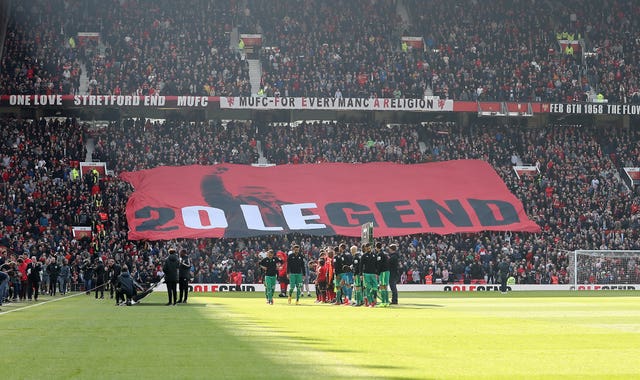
[
  {"left": 251, "top": 0, "right": 640, "bottom": 103},
  {"left": 1, "top": 114, "right": 640, "bottom": 302},
  {"left": 0, "top": 0, "right": 84, "bottom": 95},
  {"left": 82, "top": 0, "right": 251, "bottom": 97},
  {"left": 0, "top": 0, "right": 250, "bottom": 97},
  {"left": 405, "top": 0, "right": 586, "bottom": 102},
  {"left": 260, "top": 121, "right": 423, "bottom": 164},
  {"left": 573, "top": 0, "right": 640, "bottom": 104},
  {"left": 3, "top": 0, "right": 640, "bottom": 103},
  {"left": 92, "top": 118, "right": 260, "bottom": 172}
]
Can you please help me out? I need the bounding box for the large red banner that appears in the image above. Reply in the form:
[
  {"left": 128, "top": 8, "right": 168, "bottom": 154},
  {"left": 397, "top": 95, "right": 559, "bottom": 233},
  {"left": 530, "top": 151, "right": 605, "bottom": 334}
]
[{"left": 120, "top": 160, "right": 540, "bottom": 240}]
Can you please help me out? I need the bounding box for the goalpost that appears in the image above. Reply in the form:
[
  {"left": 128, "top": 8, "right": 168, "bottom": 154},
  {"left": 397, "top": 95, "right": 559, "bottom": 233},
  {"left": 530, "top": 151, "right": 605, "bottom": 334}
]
[{"left": 570, "top": 250, "right": 640, "bottom": 288}]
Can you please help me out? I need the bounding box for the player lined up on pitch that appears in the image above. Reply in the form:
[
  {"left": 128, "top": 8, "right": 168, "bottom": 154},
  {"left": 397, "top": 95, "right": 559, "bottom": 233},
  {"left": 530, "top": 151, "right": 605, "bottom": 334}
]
[
  {"left": 259, "top": 242, "right": 399, "bottom": 307},
  {"left": 259, "top": 249, "right": 281, "bottom": 305}
]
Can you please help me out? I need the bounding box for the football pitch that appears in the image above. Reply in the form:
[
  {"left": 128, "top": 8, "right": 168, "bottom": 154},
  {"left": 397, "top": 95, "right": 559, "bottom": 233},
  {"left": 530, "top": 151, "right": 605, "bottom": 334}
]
[{"left": 1, "top": 291, "right": 639, "bottom": 379}]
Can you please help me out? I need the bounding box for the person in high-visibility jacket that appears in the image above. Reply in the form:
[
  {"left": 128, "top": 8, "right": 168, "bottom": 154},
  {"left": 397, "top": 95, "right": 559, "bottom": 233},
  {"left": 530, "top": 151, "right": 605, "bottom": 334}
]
[
  {"left": 565, "top": 45, "right": 574, "bottom": 55},
  {"left": 70, "top": 167, "right": 80, "bottom": 181}
]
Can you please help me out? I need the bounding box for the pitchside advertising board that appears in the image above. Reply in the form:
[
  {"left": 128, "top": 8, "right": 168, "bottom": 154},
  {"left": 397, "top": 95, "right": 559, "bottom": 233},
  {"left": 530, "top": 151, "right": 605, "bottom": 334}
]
[
  {"left": 154, "top": 284, "right": 640, "bottom": 293},
  {"left": 120, "top": 160, "right": 541, "bottom": 240}
]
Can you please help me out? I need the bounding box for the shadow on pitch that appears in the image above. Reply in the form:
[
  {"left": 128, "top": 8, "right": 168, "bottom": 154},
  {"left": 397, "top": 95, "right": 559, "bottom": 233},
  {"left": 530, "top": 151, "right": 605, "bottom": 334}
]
[
  {"left": 129, "top": 302, "right": 206, "bottom": 307},
  {"left": 362, "top": 364, "right": 405, "bottom": 371},
  {"left": 389, "top": 303, "right": 445, "bottom": 309},
  {"left": 324, "top": 348, "right": 356, "bottom": 354},
  {"left": 289, "top": 336, "right": 324, "bottom": 344}
]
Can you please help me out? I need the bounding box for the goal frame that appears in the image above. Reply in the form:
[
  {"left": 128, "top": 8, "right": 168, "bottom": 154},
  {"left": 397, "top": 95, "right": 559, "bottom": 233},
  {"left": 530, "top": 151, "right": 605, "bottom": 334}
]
[{"left": 572, "top": 250, "right": 640, "bottom": 288}]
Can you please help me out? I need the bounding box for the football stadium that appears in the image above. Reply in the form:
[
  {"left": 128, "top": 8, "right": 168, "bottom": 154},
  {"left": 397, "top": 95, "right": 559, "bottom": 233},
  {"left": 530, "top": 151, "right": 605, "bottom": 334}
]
[{"left": 0, "top": 0, "right": 639, "bottom": 379}]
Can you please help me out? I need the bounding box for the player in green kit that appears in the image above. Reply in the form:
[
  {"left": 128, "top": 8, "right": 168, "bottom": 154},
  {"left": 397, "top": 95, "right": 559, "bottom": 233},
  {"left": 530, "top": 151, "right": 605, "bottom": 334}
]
[
  {"left": 375, "top": 242, "right": 390, "bottom": 307},
  {"left": 259, "top": 250, "right": 281, "bottom": 305},
  {"left": 350, "top": 245, "right": 364, "bottom": 306},
  {"left": 287, "top": 244, "right": 305, "bottom": 305},
  {"left": 361, "top": 243, "right": 379, "bottom": 307}
]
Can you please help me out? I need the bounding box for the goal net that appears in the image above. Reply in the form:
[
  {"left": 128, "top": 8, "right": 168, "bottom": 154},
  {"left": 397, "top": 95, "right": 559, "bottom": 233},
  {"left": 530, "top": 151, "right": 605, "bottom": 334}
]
[{"left": 570, "top": 250, "right": 640, "bottom": 288}]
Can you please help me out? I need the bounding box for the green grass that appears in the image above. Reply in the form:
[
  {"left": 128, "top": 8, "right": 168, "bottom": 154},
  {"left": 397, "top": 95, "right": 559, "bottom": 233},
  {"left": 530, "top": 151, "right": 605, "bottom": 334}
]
[{"left": 1, "top": 291, "right": 640, "bottom": 379}]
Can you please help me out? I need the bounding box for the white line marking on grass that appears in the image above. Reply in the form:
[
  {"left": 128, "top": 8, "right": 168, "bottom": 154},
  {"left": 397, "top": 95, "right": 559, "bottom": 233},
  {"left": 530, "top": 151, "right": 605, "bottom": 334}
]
[{"left": 0, "top": 292, "right": 87, "bottom": 315}]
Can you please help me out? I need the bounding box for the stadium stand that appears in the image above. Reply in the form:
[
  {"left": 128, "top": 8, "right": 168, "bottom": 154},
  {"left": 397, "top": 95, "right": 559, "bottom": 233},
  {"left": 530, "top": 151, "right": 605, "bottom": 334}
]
[
  {"left": 1, "top": 1, "right": 640, "bottom": 299},
  {"left": 0, "top": 0, "right": 250, "bottom": 97},
  {"left": 3, "top": 0, "right": 640, "bottom": 102}
]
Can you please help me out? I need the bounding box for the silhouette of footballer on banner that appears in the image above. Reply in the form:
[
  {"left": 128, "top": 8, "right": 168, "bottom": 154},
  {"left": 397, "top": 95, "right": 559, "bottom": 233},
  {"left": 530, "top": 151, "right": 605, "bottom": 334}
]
[{"left": 200, "top": 167, "right": 334, "bottom": 238}]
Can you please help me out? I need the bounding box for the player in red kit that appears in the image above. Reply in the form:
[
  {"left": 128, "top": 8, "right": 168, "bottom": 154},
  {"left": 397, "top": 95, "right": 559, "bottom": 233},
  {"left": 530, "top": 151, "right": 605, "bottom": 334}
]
[
  {"left": 325, "top": 247, "right": 336, "bottom": 303},
  {"left": 315, "top": 255, "right": 329, "bottom": 303},
  {"left": 276, "top": 250, "right": 288, "bottom": 297}
]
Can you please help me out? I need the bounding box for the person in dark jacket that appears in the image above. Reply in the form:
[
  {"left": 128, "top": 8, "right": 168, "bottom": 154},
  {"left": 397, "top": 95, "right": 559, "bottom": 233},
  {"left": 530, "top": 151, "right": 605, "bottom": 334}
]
[
  {"left": 0, "top": 265, "right": 9, "bottom": 309},
  {"left": 94, "top": 258, "right": 106, "bottom": 299},
  {"left": 497, "top": 256, "right": 511, "bottom": 293},
  {"left": 108, "top": 259, "right": 121, "bottom": 300},
  {"left": 116, "top": 265, "right": 136, "bottom": 305},
  {"left": 177, "top": 249, "right": 191, "bottom": 304},
  {"left": 82, "top": 259, "right": 94, "bottom": 295},
  {"left": 388, "top": 244, "right": 400, "bottom": 305},
  {"left": 58, "top": 259, "right": 71, "bottom": 295},
  {"left": 47, "top": 258, "right": 61, "bottom": 296},
  {"left": 163, "top": 249, "right": 179, "bottom": 305},
  {"left": 26, "top": 257, "right": 42, "bottom": 301}
]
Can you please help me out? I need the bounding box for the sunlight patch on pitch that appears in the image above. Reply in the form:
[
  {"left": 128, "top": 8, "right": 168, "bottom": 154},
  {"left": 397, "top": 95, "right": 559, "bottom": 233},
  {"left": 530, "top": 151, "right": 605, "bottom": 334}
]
[
  {"left": 199, "top": 302, "right": 376, "bottom": 379},
  {"left": 466, "top": 309, "right": 640, "bottom": 318},
  {"left": 583, "top": 323, "right": 640, "bottom": 333},
  {"left": 453, "top": 299, "right": 640, "bottom": 319}
]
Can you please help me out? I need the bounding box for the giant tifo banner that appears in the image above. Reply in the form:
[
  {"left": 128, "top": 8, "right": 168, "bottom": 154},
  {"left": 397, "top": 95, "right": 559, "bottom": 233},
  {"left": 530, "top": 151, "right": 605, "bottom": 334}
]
[
  {"left": 220, "top": 96, "right": 454, "bottom": 111},
  {"left": 120, "top": 160, "right": 540, "bottom": 240}
]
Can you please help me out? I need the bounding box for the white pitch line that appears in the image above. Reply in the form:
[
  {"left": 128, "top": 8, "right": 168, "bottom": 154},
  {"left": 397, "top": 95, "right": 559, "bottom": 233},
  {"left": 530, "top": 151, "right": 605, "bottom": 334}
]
[{"left": 0, "top": 291, "right": 89, "bottom": 315}]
